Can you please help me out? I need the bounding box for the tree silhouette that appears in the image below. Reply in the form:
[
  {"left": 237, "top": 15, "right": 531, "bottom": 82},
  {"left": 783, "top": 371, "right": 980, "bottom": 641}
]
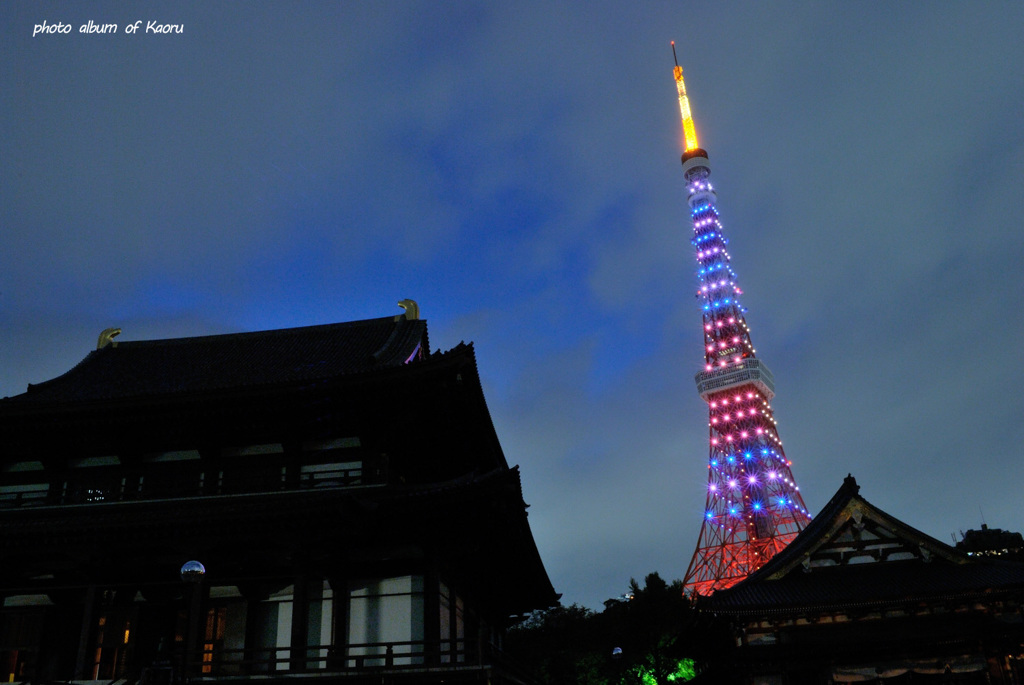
[{"left": 507, "top": 572, "right": 732, "bottom": 685}]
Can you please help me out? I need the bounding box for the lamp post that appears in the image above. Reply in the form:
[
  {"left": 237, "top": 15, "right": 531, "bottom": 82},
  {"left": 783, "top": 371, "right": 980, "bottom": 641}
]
[{"left": 180, "top": 561, "right": 205, "bottom": 683}]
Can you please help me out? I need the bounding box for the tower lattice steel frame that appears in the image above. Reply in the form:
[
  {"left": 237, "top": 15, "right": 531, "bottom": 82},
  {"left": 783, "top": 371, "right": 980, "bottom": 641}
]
[{"left": 671, "top": 47, "right": 812, "bottom": 595}]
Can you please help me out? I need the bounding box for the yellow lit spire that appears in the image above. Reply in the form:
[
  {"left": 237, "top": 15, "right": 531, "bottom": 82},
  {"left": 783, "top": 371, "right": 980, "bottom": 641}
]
[{"left": 671, "top": 41, "right": 699, "bottom": 152}]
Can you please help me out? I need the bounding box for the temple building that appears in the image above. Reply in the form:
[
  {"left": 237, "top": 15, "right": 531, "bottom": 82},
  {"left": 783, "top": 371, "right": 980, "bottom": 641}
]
[
  {"left": 703, "top": 476, "right": 1024, "bottom": 684},
  {"left": 0, "top": 303, "right": 557, "bottom": 685}
]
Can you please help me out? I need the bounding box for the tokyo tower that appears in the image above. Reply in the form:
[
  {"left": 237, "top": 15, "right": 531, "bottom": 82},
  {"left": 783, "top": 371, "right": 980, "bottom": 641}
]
[{"left": 671, "top": 44, "right": 812, "bottom": 595}]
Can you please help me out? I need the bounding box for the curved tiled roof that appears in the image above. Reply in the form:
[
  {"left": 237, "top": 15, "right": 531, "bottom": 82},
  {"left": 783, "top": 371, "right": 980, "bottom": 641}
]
[
  {"left": 6, "top": 315, "right": 428, "bottom": 403},
  {"left": 707, "top": 475, "right": 1024, "bottom": 614}
]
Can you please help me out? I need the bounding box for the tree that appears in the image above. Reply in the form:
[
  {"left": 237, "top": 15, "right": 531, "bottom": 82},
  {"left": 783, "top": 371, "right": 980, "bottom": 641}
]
[
  {"left": 507, "top": 572, "right": 731, "bottom": 685},
  {"left": 601, "top": 573, "right": 695, "bottom": 685},
  {"left": 507, "top": 603, "right": 606, "bottom": 685}
]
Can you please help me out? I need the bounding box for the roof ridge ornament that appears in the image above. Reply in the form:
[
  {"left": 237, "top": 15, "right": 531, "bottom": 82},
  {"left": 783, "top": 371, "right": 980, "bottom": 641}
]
[
  {"left": 97, "top": 328, "right": 121, "bottom": 349},
  {"left": 396, "top": 299, "right": 419, "bottom": 321}
]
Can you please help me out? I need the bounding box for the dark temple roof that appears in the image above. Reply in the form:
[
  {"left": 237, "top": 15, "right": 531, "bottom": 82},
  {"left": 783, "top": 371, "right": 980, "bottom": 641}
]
[
  {"left": 706, "top": 475, "right": 1024, "bottom": 615},
  {"left": 5, "top": 314, "right": 428, "bottom": 404}
]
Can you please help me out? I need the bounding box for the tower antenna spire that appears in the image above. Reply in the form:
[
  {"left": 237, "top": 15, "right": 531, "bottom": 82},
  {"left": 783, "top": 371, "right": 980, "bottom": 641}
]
[{"left": 671, "top": 41, "right": 699, "bottom": 152}]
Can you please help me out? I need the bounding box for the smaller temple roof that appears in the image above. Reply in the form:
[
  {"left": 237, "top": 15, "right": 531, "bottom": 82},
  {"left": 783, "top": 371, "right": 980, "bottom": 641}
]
[
  {"left": 707, "top": 475, "right": 1024, "bottom": 615},
  {"left": 5, "top": 313, "right": 427, "bottom": 404}
]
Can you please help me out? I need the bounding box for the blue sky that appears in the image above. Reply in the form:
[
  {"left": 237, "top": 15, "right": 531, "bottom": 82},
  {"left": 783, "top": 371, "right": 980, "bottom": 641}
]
[{"left": 3, "top": 2, "right": 1023, "bottom": 609}]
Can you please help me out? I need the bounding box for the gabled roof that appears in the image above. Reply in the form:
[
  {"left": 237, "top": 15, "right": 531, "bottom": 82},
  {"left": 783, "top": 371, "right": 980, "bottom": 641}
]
[
  {"left": 4, "top": 314, "right": 428, "bottom": 404},
  {"left": 707, "top": 475, "right": 1024, "bottom": 615}
]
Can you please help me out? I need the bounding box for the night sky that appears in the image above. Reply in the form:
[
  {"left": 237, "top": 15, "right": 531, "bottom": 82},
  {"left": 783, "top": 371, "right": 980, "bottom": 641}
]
[{"left": 3, "top": 2, "right": 1023, "bottom": 610}]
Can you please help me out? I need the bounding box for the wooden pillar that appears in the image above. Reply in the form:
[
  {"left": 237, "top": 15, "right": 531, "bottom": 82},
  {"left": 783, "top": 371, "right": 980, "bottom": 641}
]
[
  {"left": 327, "top": 574, "right": 349, "bottom": 669},
  {"left": 239, "top": 584, "right": 268, "bottom": 675},
  {"left": 289, "top": 576, "right": 309, "bottom": 671},
  {"left": 422, "top": 567, "right": 441, "bottom": 666},
  {"left": 73, "top": 585, "right": 97, "bottom": 680},
  {"left": 182, "top": 581, "right": 204, "bottom": 680}
]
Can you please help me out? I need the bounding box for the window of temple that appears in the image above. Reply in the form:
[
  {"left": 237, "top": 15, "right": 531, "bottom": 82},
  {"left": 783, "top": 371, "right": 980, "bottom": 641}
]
[
  {"left": 90, "top": 590, "right": 138, "bottom": 680},
  {"left": 439, "top": 585, "right": 484, "bottom": 662},
  {"left": 439, "top": 581, "right": 451, "bottom": 661},
  {"left": 0, "top": 600, "right": 48, "bottom": 682},
  {"left": 299, "top": 462, "right": 362, "bottom": 488},
  {"left": 454, "top": 594, "right": 468, "bottom": 663},
  {"left": 348, "top": 576, "right": 425, "bottom": 667},
  {"left": 70, "top": 456, "right": 120, "bottom": 468},
  {"left": 144, "top": 450, "right": 201, "bottom": 463},
  {"left": 215, "top": 464, "right": 287, "bottom": 494},
  {"left": 138, "top": 461, "right": 203, "bottom": 499},
  {"left": 1, "top": 462, "right": 49, "bottom": 508},
  {"left": 220, "top": 445, "right": 286, "bottom": 494},
  {"left": 222, "top": 444, "right": 285, "bottom": 458},
  {"left": 0, "top": 483, "right": 49, "bottom": 508},
  {"left": 61, "top": 472, "right": 125, "bottom": 505},
  {"left": 438, "top": 582, "right": 466, "bottom": 663},
  {"left": 2, "top": 461, "right": 44, "bottom": 473},
  {"left": 301, "top": 438, "right": 364, "bottom": 488},
  {"left": 304, "top": 437, "right": 361, "bottom": 452},
  {"left": 137, "top": 450, "right": 202, "bottom": 500},
  {"left": 204, "top": 587, "right": 247, "bottom": 674}
]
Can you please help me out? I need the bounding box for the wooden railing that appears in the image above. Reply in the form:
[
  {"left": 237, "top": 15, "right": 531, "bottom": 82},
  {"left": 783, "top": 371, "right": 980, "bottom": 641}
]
[
  {"left": 184, "top": 638, "right": 482, "bottom": 677},
  {"left": 0, "top": 461, "right": 384, "bottom": 509}
]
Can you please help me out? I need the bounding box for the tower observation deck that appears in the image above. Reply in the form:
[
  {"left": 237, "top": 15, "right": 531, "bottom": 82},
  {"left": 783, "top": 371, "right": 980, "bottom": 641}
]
[{"left": 672, "top": 45, "right": 811, "bottom": 595}]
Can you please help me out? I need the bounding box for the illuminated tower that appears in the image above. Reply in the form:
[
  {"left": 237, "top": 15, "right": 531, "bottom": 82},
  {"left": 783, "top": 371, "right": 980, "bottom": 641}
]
[{"left": 671, "top": 44, "right": 811, "bottom": 595}]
